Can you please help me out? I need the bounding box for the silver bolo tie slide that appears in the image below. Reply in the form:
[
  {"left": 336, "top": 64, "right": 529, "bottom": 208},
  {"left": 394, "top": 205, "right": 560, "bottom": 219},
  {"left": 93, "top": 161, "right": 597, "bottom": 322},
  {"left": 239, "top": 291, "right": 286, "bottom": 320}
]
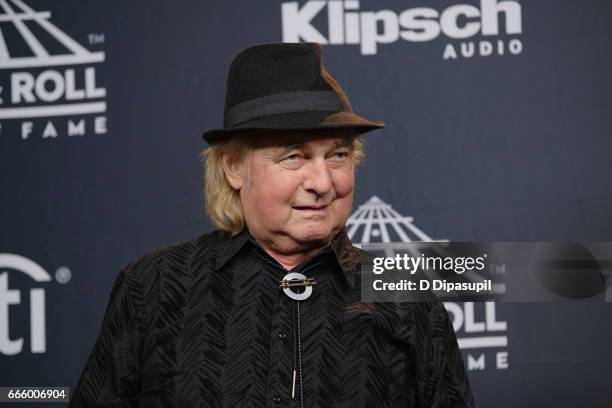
[
  {"left": 278, "top": 273, "right": 316, "bottom": 405},
  {"left": 279, "top": 273, "right": 316, "bottom": 301}
]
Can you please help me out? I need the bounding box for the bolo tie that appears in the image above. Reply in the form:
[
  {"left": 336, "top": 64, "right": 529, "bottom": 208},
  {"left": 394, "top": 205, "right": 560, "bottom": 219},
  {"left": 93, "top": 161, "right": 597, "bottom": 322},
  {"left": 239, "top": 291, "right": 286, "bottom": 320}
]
[{"left": 278, "top": 270, "right": 317, "bottom": 408}]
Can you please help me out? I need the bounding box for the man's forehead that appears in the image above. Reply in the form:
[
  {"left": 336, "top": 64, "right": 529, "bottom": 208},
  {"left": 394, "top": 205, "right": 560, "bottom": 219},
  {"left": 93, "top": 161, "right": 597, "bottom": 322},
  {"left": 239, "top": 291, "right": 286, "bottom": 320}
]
[{"left": 256, "top": 129, "right": 354, "bottom": 149}]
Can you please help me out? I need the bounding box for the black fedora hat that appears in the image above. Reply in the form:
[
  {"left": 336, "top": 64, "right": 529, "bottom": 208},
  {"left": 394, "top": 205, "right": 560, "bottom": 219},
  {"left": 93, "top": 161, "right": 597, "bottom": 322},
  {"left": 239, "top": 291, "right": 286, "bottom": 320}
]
[{"left": 202, "top": 42, "right": 384, "bottom": 144}]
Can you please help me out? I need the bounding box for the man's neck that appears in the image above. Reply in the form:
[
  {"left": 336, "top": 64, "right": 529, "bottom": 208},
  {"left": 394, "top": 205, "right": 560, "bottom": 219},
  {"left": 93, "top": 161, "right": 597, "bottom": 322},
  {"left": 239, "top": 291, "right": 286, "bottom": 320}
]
[
  {"left": 246, "top": 228, "right": 333, "bottom": 271},
  {"left": 259, "top": 243, "right": 327, "bottom": 271}
]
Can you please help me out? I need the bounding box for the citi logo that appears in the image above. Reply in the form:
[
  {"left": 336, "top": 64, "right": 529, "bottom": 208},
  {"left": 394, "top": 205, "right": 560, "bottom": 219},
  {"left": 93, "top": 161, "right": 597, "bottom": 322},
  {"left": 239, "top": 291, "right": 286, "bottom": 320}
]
[
  {"left": 0, "top": 253, "right": 67, "bottom": 355},
  {"left": 282, "top": 0, "right": 523, "bottom": 58}
]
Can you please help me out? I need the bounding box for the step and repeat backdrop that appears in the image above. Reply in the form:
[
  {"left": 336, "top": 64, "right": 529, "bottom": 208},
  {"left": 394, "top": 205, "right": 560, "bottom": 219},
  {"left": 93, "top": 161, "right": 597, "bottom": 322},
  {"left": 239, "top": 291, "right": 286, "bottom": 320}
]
[{"left": 1, "top": 0, "right": 612, "bottom": 406}]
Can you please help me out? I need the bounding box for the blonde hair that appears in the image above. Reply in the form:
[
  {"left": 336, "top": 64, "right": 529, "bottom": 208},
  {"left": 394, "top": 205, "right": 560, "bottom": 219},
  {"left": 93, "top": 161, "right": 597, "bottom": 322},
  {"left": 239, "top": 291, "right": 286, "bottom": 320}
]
[{"left": 200, "top": 130, "right": 365, "bottom": 235}]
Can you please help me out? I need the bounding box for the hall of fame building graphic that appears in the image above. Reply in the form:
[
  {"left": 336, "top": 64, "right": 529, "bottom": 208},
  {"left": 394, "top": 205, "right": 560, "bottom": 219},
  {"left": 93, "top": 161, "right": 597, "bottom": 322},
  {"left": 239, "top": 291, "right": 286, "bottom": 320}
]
[
  {"left": 0, "top": 0, "right": 107, "bottom": 141},
  {"left": 347, "top": 196, "right": 510, "bottom": 371}
]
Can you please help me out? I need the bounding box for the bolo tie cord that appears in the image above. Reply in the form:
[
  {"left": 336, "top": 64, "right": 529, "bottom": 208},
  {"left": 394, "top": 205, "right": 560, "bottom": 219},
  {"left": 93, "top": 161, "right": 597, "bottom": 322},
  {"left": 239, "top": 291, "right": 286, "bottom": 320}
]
[
  {"left": 291, "top": 300, "right": 304, "bottom": 407},
  {"left": 275, "top": 259, "right": 324, "bottom": 407}
]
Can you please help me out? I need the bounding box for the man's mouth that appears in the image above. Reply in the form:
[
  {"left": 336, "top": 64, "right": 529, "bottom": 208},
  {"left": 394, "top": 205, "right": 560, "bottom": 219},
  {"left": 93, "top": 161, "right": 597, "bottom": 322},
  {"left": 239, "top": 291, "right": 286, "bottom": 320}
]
[{"left": 293, "top": 205, "right": 328, "bottom": 210}]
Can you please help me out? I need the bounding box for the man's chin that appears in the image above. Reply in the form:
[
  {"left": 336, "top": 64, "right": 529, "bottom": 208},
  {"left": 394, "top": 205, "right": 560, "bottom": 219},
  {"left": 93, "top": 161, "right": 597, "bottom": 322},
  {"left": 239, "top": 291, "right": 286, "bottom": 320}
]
[{"left": 289, "top": 224, "right": 341, "bottom": 245}]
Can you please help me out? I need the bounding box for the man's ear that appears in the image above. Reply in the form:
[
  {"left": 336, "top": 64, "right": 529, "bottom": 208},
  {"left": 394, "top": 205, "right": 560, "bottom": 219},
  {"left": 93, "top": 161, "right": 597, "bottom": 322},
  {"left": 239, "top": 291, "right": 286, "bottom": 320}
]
[{"left": 221, "top": 153, "right": 245, "bottom": 190}]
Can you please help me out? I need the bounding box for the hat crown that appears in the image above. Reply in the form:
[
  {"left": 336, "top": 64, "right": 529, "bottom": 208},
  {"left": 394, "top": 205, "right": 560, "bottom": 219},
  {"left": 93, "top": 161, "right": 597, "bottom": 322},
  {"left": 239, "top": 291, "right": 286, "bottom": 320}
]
[
  {"left": 223, "top": 42, "right": 352, "bottom": 125},
  {"left": 202, "top": 42, "right": 384, "bottom": 144}
]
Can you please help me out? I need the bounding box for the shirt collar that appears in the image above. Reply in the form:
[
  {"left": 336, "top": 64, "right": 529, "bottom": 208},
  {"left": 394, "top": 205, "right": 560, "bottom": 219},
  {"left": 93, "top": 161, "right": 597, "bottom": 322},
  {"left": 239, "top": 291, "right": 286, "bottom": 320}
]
[{"left": 213, "top": 226, "right": 362, "bottom": 289}]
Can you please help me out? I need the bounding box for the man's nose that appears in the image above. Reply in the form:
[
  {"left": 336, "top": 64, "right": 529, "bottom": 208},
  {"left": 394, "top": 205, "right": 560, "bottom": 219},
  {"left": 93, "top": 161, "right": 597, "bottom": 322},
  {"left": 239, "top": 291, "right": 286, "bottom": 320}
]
[{"left": 302, "top": 158, "right": 333, "bottom": 196}]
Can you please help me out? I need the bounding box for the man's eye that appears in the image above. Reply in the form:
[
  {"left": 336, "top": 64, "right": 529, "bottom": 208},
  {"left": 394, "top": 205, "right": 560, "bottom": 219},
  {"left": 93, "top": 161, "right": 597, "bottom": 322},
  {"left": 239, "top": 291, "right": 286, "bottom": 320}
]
[
  {"left": 281, "top": 153, "right": 304, "bottom": 165},
  {"left": 331, "top": 151, "right": 350, "bottom": 160},
  {"left": 285, "top": 154, "right": 301, "bottom": 161}
]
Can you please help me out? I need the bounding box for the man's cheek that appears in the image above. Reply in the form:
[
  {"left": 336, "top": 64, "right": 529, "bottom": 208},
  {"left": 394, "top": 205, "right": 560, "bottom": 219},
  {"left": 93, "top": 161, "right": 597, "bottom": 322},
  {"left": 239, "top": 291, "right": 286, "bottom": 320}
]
[
  {"left": 336, "top": 181, "right": 355, "bottom": 198},
  {"left": 333, "top": 170, "right": 355, "bottom": 197},
  {"left": 255, "top": 193, "right": 288, "bottom": 217}
]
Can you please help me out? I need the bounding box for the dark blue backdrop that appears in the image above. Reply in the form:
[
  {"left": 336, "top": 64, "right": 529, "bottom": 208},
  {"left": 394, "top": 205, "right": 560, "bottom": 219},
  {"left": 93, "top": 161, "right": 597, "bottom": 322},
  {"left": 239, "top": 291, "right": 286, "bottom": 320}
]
[{"left": 1, "top": 0, "right": 611, "bottom": 406}]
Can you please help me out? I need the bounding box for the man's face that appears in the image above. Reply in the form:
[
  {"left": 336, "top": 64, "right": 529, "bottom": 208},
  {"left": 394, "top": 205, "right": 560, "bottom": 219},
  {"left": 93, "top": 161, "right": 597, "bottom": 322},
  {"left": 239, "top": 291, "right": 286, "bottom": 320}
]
[{"left": 227, "top": 130, "right": 356, "bottom": 249}]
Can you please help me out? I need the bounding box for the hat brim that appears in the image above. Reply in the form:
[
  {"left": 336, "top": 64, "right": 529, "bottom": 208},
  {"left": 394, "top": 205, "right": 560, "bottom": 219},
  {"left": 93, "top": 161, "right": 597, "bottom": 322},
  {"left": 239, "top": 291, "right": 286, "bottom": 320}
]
[{"left": 202, "top": 111, "right": 384, "bottom": 145}]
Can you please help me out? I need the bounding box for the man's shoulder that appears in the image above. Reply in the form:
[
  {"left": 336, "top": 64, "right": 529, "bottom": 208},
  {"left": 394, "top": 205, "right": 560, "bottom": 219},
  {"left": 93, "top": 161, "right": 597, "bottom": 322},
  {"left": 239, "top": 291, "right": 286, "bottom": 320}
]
[
  {"left": 120, "top": 229, "right": 230, "bottom": 281},
  {"left": 353, "top": 245, "right": 375, "bottom": 263}
]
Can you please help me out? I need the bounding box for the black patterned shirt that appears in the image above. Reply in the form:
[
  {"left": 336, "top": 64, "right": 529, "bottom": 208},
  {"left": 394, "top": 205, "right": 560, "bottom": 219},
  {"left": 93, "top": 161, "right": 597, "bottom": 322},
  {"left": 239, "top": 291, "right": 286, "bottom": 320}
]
[{"left": 71, "top": 227, "right": 474, "bottom": 407}]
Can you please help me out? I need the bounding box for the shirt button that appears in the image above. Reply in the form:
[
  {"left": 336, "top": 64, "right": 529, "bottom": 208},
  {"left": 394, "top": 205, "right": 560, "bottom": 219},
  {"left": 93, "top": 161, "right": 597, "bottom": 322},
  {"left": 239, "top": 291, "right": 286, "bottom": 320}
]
[
  {"left": 278, "top": 331, "right": 287, "bottom": 340},
  {"left": 272, "top": 395, "right": 282, "bottom": 404}
]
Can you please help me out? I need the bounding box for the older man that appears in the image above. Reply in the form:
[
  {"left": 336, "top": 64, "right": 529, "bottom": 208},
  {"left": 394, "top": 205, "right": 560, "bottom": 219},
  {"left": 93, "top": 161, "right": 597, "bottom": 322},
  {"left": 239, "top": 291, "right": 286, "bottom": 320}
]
[{"left": 71, "top": 43, "right": 473, "bottom": 407}]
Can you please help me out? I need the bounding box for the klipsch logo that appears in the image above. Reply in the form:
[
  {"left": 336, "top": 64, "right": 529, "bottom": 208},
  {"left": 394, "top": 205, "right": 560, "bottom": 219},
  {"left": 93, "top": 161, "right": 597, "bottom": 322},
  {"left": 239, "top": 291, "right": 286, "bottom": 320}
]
[
  {"left": 348, "top": 196, "right": 509, "bottom": 371},
  {"left": 0, "top": 0, "right": 107, "bottom": 141},
  {"left": 282, "top": 0, "right": 523, "bottom": 60}
]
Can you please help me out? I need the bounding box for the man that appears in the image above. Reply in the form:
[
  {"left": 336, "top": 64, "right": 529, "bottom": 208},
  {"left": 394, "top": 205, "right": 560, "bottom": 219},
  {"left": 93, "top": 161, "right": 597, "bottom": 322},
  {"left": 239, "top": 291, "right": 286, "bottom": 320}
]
[{"left": 71, "top": 42, "right": 474, "bottom": 407}]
